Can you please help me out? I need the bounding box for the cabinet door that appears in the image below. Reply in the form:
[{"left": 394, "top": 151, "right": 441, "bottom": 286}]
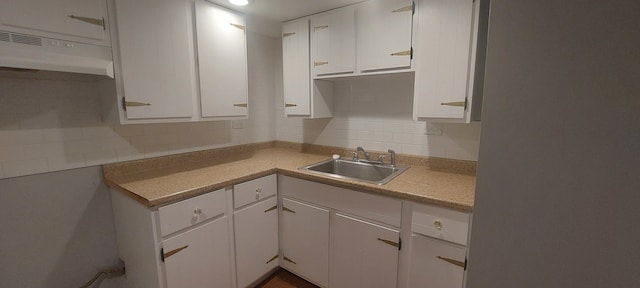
[
  {"left": 282, "top": 19, "right": 311, "bottom": 116},
  {"left": 114, "top": 0, "right": 196, "bottom": 120},
  {"left": 234, "top": 197, "right": 279, "bottom": 288},
  {"left": 413, "top": 0, "right": 474, "bottom": 120},
  {"left": 0, "top": 0, "right": 108, "bottom": 44},
  {"left": 281, "top": 198, "right": 329, "bottom": 287},
  {"left": 195, "top": 1, "right": 248, "bottom": 118},
  {"left": 408, "top": 234, "right": 466, "bottom": 288},
  {"left": 311, "top": 6, "right": 356, "bottom": 77},
  {"left": 162, "top": 216, "right": 232, "bottom": 288},
  {"left": 331, "top": 213, "right": 400, "bottom": 288},
  {"left": 357, "top": 0, "right": 414, "bottom": 72}
]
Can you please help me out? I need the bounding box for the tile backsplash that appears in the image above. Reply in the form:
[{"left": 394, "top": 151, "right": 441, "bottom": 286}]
[
  {"left": 275, "top": 73, "right": 481, "bottom": 161},
  {"left": 0, "top": 75, "right": 274, "bottom": 179}
]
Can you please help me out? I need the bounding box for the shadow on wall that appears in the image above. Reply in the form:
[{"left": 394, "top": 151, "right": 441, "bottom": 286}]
[{"left": 0, "top": 166, "right": 122, "bottom": 288}]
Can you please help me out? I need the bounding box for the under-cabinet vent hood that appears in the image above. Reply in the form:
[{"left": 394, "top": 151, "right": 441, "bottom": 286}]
[{"left": 0, "top": 30, "right": 114, "bottom": 78}]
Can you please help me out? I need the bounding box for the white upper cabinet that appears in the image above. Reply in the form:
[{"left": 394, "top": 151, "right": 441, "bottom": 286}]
[
  {"left": 413, "top": 0, "right": 484, "bottom": 122},
  {"left": 195, "top": 1, "right": 248, "bottom": 119},
  {"left": 0, "top": 0, "right": 110, "bottom": 45},
  {"left": 282, "top": 19, "right": 334, "bottom": 118},
  {"left": 357, "top": 0, "right": 414, "bottom": 73},
  {"left": 112, "top": 0, "right": 197, "bottom": 121},
  {"left": 311, "top": 6, "right": 356, "bottom": 77},
  {"left": 282, "top": 19, "right": 311, "bottom": 116}
]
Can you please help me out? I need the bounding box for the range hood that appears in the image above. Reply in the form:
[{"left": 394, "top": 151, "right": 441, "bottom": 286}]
[{"left": 0, "top": 30, "right": 114, "bottom": 78}]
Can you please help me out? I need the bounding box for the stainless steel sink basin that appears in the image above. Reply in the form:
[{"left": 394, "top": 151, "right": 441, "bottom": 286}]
[{"left": 300, "top": 158, "right": 409, "bottom": 185}]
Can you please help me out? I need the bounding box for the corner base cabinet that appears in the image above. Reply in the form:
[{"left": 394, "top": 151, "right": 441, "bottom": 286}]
[{"left": 110, "top": 188, "right": 234, "bottom": 288}]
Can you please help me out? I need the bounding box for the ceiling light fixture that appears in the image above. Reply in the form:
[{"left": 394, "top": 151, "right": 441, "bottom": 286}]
[{"left": 229, "top": 0, "right": 249, "bottom": 6}]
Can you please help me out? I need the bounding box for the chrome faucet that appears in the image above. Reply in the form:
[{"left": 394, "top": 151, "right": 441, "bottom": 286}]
[{"left": 357, "top": 146, "right": 371, "bottom": 161}]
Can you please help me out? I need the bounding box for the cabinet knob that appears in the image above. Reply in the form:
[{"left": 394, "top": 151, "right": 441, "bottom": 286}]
[
  {"left": 255, "top": 187, "right": 262, "bottom": 200},
  {"left": 433, "top": 219, "right": 443, "bottom": 231}
]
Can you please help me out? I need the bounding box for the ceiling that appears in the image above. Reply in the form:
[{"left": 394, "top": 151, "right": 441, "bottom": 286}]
[{"left": 206, "top": 0, "right": 365, "bottom": 22}]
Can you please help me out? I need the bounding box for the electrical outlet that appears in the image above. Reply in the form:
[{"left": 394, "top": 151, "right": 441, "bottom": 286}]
[{"left": 425, "top": 122, "right": 443, "bottom": 135}]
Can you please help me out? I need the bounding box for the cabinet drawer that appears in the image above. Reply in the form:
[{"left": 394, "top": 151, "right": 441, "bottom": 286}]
[
  {"left": 234, "top": 174, "right": 277, "bottom": 209},
  {"left": 412, "top": 203, "right": 470, "bottom": 246},
  {"left": 158, "top": 189, "right": 226, "bottom": 237}
]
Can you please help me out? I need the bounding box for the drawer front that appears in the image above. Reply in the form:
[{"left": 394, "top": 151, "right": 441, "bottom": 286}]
[
  {"left": 412, "top": 203, "right": 470, "bottom": 246},
  {"left": 279, "top": 175, "right": 402, "bottom": 227},
  {"left": 158, "top": 189, "right": 227, "bottom": 237},
  {"left": 234, "top": 174, "right": 277, "bottom": 209}
]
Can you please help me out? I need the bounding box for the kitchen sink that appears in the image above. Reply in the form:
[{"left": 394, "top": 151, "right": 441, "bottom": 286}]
[{"left": 299, "top": 158, "right": 409, "bottom": 185}]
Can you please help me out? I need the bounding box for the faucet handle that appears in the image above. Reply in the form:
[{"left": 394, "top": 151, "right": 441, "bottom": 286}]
[
  {"left": 377, "top": 154, "right": 386, "bottom": 165},
  {"left": 350, "top": 151, "right": 359, "bottom": 161}
]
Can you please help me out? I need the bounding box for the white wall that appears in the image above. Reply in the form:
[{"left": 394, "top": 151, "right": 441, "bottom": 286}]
[
  {"left": 0, "top": 166, "right": 122, "bottom": 288},
  {"left": 467, "top": 0, "right": 640, "bottom": 287},
  {"left": 0, "top": 32, "right": 277, "bottom": 179},
  {"left": 275, "top": 72, "right": 482, "bottom": 160}
]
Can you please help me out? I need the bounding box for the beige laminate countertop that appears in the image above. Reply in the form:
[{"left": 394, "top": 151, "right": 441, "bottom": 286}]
[{"left": 103, "top": 146, "right": 476, "bottom": 212}]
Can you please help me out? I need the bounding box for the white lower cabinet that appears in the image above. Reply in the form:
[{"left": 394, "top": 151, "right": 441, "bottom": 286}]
[
  {"left": 234, "top": 197, "right": 279, "bottom": 288},
  {"left": 278, "top": 175, "right": 403, "bottom": 288},
  {"left": 407, "top": 202, "right": 471, "bottom": 288},
  {"left": 408, "top": 235, "right": 466, "bottom": 288},
  {"left": 163, "top": 216, "right": 232, "bottom": 287},
  {"left": 111, "top": 172, "right": 472, "bottom": 288},
  {"left": 281, "top": 198, "right": 330, "bottom": 287},
  {"left": 331, "top": 213, "right": 400, "bottom": 288},
  {"left": 232, "top": 174, "right": 280, "bottom": 287},
  {"left": 110, "top": 188, "right": 233, "bottom": 288}
]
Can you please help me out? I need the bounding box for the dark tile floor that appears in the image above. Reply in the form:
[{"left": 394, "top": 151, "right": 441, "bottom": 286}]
[{"left": 254, "top": 268, "right": 319, "bottom": 288}]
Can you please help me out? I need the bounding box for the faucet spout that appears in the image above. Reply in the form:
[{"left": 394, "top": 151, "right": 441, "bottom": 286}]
[{"left": 356, "top": 146, "right": 371, "bottom": 161}]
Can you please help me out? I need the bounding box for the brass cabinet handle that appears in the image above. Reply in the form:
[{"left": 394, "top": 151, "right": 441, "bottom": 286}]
[
  {"left": 314, "top": 25, "right": 328, "bottom": 31},
  {"left": 392, "top": 4, "right": 414, "bottom": 13},
  {"left": 440, "top": 101, "right": 466, "bottom": 108},
  {"left": 377, "top": 238, "right": 399, "bottom": 248},
  {"left": 390, "top": 49, "right": 412, "bottom": 57},
  {"left": 285, "top": 103, "right": 297, "bottom": 107},
  {"left": 283, "top": 256, "right": 297, "bottom": 264},
  {"left": 437, "top": 256, "right": 466, "bottom": 269},
  {"left": 233, "top": 103, "right": 248, "bottom": 108},
  {"left": 314, "top": 61, "right": 329, "bottom": 67},
  {"left": 264, "top": 205, "right": 277, "bottom": 213},
  {"left": 230, "top": 23, "right": 245, "bottom": 30},
  {"left": 162, "top": 245, "right": 189, "bottom": 261},
  {"left": 125, "top": 101, "right": 151, "bottom": 107},
  {"left": 283, "top": 32, "right": 296, "bottom": 37},
  {"left": 68, "top": 15, "right": 105, "bottom": 29},
  {"left": 265, "top": 255, "right": 279, "bottom": 264},
  {"left": 282, "top": 206, "right": 296, "bottom": 213}
]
